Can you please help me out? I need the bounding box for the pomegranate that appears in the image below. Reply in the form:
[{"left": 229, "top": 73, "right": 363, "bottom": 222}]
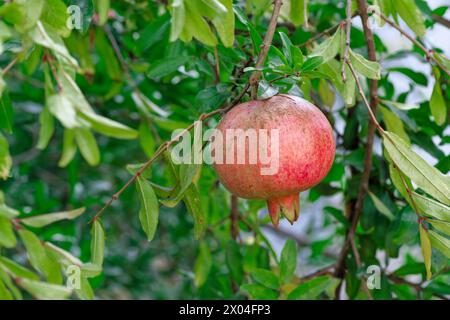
[{"left": 213, "top": 94, "right": 335, "bottom": 226}]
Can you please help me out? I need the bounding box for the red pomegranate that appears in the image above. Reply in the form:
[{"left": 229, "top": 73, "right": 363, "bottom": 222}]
[{"left": 213, "top": 94, "right": 335, "bottom": 226}]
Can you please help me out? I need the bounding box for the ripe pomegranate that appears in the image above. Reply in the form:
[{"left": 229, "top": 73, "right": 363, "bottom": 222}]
[{"left": 213, "top": 94, "right": 335, "bottom": 226}]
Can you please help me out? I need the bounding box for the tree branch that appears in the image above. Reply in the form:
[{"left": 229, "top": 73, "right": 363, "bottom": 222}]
[
  {"left": 374, "top": 10, "right": 450, "bottom": 76},
  {"left": 341, "top": 0, "right": 352, "bottom": 82},
  {"left": 1, "top": 57, "right": 18, "bottom": 76},
  {"left": 432, "top": 14, "right": 450, "bottom": 29},
  {"left": 249, "top": 0, "right": 284, "bottom": 99},
  {"left": 335, "top": 0, "right": 382, "bottom": 281}
]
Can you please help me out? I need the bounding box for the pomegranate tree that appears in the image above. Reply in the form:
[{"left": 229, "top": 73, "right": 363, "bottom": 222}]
[{"left": 213, "top": 94, "right": 335, "bottom": 226}]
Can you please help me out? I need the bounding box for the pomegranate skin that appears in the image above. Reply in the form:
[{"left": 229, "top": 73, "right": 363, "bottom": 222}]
[{"left": 213, "top": 94, "right": 335, "bottom": 226}]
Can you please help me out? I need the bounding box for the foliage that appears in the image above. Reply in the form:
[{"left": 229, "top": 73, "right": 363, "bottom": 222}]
[{"left": 0, "top": 0, "right": 449, "bottom": 300}]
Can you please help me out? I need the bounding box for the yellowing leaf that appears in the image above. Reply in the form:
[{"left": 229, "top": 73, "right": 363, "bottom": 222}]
[{"left": 419, "top": 224, "right": 432, "bottom": 280}]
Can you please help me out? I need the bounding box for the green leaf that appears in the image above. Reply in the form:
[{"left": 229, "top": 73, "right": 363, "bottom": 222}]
[
  {"left": 0, "top": 203, "right": 19, "bottom": 219},
  {"left": 20, "top": 207, "right": 86, "bottom": 228},
  {"left": 380, "top": 99, "right": 419, "bottom": 111},
  {"left": 318, "top": 79, "right": 335, "bottom": 108},
  {"left": 40, "top": 0, "right": 71, "bottom": 37},
  {"left": 429, "top": 220, "right": 450, "bottom": 236},
  {"left": 80, "top": 262, "right": 102, "bottom": 278},
  {"left": 58, "top": 129, "right": 77, "bottom": 167},
  {"left": 147, "top": 56, "right": 191, "bottom": 79},
  {"left": 279, "top": 239, "right": 297, "bottom": 284},
  {"left": 343, "top": 64, "right": 356, "bottom": 107},
  {"left": 18, "top": 278, "right": 72, "bottom": 300},
  {"left": 75, "top": 276, "right": 94, "bottom": 300},
  {"left": 429, "top": 81, "right": 446, "bottom": 126},
  {"left": 428, "top": 230, "right": 450, "bottom": 259},
  {"left": 0, "top": 0, "right": 44, "bottom": 31},
  {"left": 251, "top": 268, "right": 279, "bottom": 290},
  {"left": 74, "top": 128, "right": 100, "bottom": 166},
  {"left": 78, "top": 111, "right": 138, "bottom": 140},
  {"left": 47, "top": 93, "right": 79, "bottom": 129},
  {"left": 310, "top": 28, "right": 341, "bottom": 63},
  {"left": 194, "top": 242, "right": 212, "bottom": 287},
  {"left": 301, "top": 56, "right": 324, "bottom": 72},
  {"left": 94, "top": 28, "right": 122, "bottom": 81},
  {"left": 412, "top": 192, "right": 450, "bottom": 221},
  {"left": 135, "top": 176, "right": 159, "bottom": 241},
  {"left": 211, "top": 0, "right": 235, "bottom": 47},
  {"left": 96, "top": 0, "right": 110, "bottom": 26},
  {"left": 184, "top": 184, "right": 206, "bottom": 239},
  {"left": 394, "top": 0, "right": 426, "bottom": 37},
  {"left": 290, "top": 0, "right": 308, "bottom": 26},
  {"left": 0, "top": 88, "right": 13, "bottom": 133},
  {"left": 419, "top": 224, "right": 432, "bottom": 280},
  {"left": 380, "top": 106, "right": 409, "bottom": 144},
  {"left": 160, "top": 163, "right": 201, "bottom": 207},
  {"left": 30, "top": 21, "right": 78, "bottom": 68},
  {"left": 0, "top": 216, "right": 16, "bottom": 248},
  {"left": 0, "top": 257, "right": 39, "bottom": 281},
  {"left": 349, "top": 49, "right": 381, "bottom": 80},
  {"left": 290, "top": 45, "right": 304, "bottom": 68},
  {"left": 37, "top": 106, "right": 55, "bottom": 150},
  {"left": 368, "top": 191, "right": 395, "bottom": 220},
  {"left": 91, "top": 219, "right": 105, "bottom": 267},
  {"left": 183, "top": 1, "right": 217, "bottom": 46},
  {"left": 18, "top": 230, "right": 62, "bottom": 283},
  {"left": 169, "top": 0, "right": 186, "bottom": 41},
  {"left": 388, "top": 67, "right": 427, "bottom": 86},
  {"left": 226, "top": 241, "right": 244, "bottom": 284},
  {"left": 44, "top": 242, "right": 82, "bottom": 267},
  {"left": 240, "top": 283, "right": 278, "bottom": 299},
  {"left": 258, "top": 80, "right": 279, "bottom": 100},
  {"left": 0, "top": 132, "right": 12, "bottom": 180},
  {"left": 0, "top": 278, "right": 13, "bottom": 300},
  {"left": 382, "top": 131, "right": 450, "bottom": 205},
  {"left": 388, "top": 164, "right": 412, "bottom": 201},
  {"left": 138, "top": 122, "right": 156, "bottom": 158},
  {"left": 287, "top": 275, "right": 337, "bottom": 299},
  {"left": 279, "top": 32, "right": 293, "bottom": 65}
]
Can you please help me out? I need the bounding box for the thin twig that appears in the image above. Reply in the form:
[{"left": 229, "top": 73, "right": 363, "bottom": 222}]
[
  {"left": 89, "top": 90, "right": 249, "bottom": 223},
  {"left": 1, "top": 57, "right": 18, "bottom": 76},
  {"left": 249, "top": 0, "right": 284, "bottom": 99},
  {"left": 349, "top": 235, "right": 373, "bottom": 300},
  {"left": 341, "top": 0, "right": 352, "bottom": 82},
  {"left": 298, "top": 13, "right": 359, "bottom": 49},
  {"left": 387, "top": 274, "right": 449, "bottom": 300},
  {"left": 300, "top": 265, "right": 334, "bottom": 282},
  {"left": 373, "top": 10, "right": 450, "bottom": 76},
  {"left": 335, "top": 0, "right": 383, "bottom": 283},
  {"left": 432, "top": 14, "right": 450, "bottom": 29}
]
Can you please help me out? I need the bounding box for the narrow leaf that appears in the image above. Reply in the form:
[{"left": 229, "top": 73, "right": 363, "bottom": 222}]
[
  {"left": 382, "top": 131, "right": 450, "bottom": 205},
  {"left": 91, "top": 219, "right": 105, "bottom": 267},
  {"left": 419, "top": 224, "right": 432, "bottom": 280},
  {"left": 135, "top": 176, "right": 159, "bottom": 241},
  {"left": 20, "top": 207, "right": 85, "bottom": 228}
]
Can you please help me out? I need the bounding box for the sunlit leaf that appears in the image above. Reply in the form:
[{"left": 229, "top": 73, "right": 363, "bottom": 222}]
[
  {"left": 382, "top": 131, "right": 450, "bottom": 205},
  {"left": 20, "top": 207, "right": 86, "bottom": 228}
]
